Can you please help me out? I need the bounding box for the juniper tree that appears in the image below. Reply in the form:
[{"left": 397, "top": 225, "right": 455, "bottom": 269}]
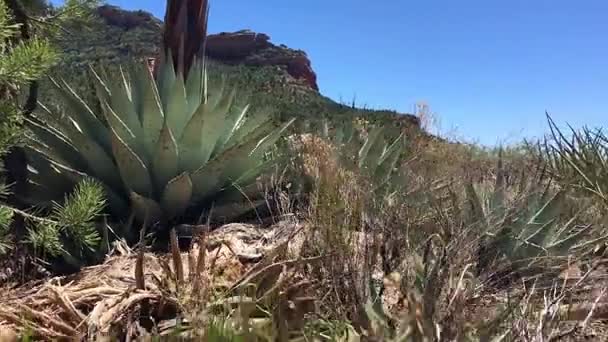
[{"left": 0, "top": 1, "right": 106, "bottom": 269}]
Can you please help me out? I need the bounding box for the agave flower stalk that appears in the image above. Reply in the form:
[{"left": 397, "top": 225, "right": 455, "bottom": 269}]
[{"left": 160, "top": 0, "right": 209, "bottom": 77}]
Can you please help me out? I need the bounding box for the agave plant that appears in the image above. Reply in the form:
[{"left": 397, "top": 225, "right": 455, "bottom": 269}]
[
  {"left": 319, "top": 118, "right": 408, "bottom": 195},
  {"left": 20, "top": 55, "right": 293, "bottom": 228},
  {"left": 468, "top": 153, "right": 592, "bottom": 278}
]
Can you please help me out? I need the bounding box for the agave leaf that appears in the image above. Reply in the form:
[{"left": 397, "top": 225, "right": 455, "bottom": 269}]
[
  {"left": 465, "top": 183, "right": 486, "bottom": 227},
  {"left": 334, "top": 118, "right": 356, "bottom": 146},
  {"left": 109, "top": 127, "right": 153, "bottom": 197},
  {"left": 130, "top": 191, "right": 163, "bottom": 224},
  {"left": 25, "top": 149, "right": 92, "bottom": 190},
  {"left": 158, "top": 53, "right": 177, "bottom": 107},
  {"left": 165, "top": 72, "right": 189, "bottom": 138},
  {"left": 100, "top": 100, "right": 143, "bottom": 157},
  {"left": 135, "top": 62, "right": 165, "bottom": 159},
  {"left": 88, "top": 66, "right": 111, "bottom": 105},
  {"left": 243, "top": 120, "right": 294, "bottom": 187},
  {"left": 25, "top": 117, "right": 88, "bottom": 172},
  {"left": 222, "top": 106, "right": 277, "bottom": 151},
  {"left": 185, "top": 58, "right": 205, "bottom": 116},
  {"left": 250, "top": 118, "right": 295, "bottom": 158},
  {"left": 127, "top": 64, "right": 146, "bottom": 122},
  {"left": 161, "top": 173, "right": 193, "bottom": 219},
  {"left": 49, "top": 77, "right": 111, "bottom": 153},
  {"left": 520, "top": 192, "right": 565, "bottom": 250},
  {"left": 199, "top": 88, "right": 236, "bottom": 163},
  {"left": 526, "top": 191, "right": 563, "bottom": 228},
  {"left": 45, "top": 114, "right": 123, "bottom": 191},
  {"left": 178, "top": 98, "right": 219, "bottom": 172},
  {"left": 190, "top": 166, "right": 222, "bottom": 202},
  {"left": 334, "top": 124, "right": 345, "bottom": 145},
  {"left": 152, "top": 120, "right": 179, "bottom": 192},
  {"left": 215, "top": 180, "right": 263, "bottom": 203},
  {"left": 103, "top": 189, "right": 130, "bottom": 218},
  {"left": 516, "top": 220, "right": 553, "bottom": 257},
  {"left": 190, "top": 119, "right": 289, "bottom": 201},
  {"left": 233, "top": 157, "right": 278, "bottom": 188},
  {"left": 106, "top": 67, "right": 142, "bottom": 138},
  {"left": 358, "top": 126, "right": 384, "bottom": 171},
  {"left": 207, "top": 182, "right": 268, "bottom": 221},
  {"left": 342, "top": 119, "right": 356, "bottom": 144},
  {"left": 214, "top": 104, "right": 251, "bottom": 153},
  {"left": 24, "top": 149, "right": 129, "bottom": 216},
  {"left": 490, "top": 150, "right": 507, "bottom": 209},
  {"left": 321, "top": 120, "right": 330, "bottom": 138},
  {"left": 97, "top": 219, "right": 111, "bottom": 257},
  {"left": 374, "top": 134, "right": 404, "bottom": 183},
  {"left": 366, "top": 134, "right": 388, "bottom": 173},
  {"left": 178, "top": 103, "right": 210, "bottom": 172},
  {"left": 207, "top": 76, "right": 227, "bottom": 109},
  {"left": 24, "top": 149, "right": 76, "bottom": 197},
  {"left": 223, "top": 118, "right": 294, "bottom": 182}
]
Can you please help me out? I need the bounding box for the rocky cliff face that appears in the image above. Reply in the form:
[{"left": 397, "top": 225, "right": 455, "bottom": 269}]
[
  {"left": 95, "top": 5, "right": 319, "bottom": 90},
  {"left": 96, "top": 5, "right": 161, "bottom": 31},
  {"left": 56, "top": 5, "right": 419, "bottom": 131},
  {"left": 206, "top": 30, "right": 318, "bottom": 91}
]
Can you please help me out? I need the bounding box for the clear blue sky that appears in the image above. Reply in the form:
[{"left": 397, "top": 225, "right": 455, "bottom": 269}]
[{"left": 51, "top": 0, "right": 608, "bottom": 146}]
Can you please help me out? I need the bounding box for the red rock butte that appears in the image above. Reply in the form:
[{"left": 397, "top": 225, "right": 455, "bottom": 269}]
[{"left": 97, "top": 5, "right": 319, "bottom": 91}]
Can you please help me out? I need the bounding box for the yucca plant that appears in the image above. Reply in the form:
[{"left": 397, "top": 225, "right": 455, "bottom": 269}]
[
  {"left": 541, "top": 113, "right": 608, "bottom": 207},
  {"left": 468, "top": 153, "right": 592, "bottom": 280}
]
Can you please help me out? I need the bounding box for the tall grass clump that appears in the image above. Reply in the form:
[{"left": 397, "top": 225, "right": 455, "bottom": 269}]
[{"left": 278, "top": 115, "right": 607, "bottom": 340}]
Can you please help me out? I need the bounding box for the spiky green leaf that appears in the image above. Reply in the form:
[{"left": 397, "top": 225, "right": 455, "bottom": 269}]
[
  {"left": 130, "top": 191, "right": 163, "bottom": 224},
  {"left": 109, "top": 127, "right": 152, "bottom": 196},
  {"left": 161, "top": 172, "right": 193, "bottom": 219},
  {"left": 152, "top": 120, "right": 179, "bottom": 192}
]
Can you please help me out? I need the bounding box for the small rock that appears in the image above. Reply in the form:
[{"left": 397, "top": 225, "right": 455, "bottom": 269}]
[{"left": 0, "top": 326, "right": 18, "bottom": 342}]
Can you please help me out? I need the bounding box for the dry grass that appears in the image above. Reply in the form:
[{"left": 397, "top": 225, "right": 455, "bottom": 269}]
[
  {"left": 0, "top": 220, "right": 317, "bottom": 340},
  {"left": 286, "top": 132, "right": 608, "bottom": 340}
]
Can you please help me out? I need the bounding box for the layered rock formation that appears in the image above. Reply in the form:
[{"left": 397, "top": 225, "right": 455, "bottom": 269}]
[
  {"left": 96, "top": 5, "right": 161, "bottom": 31},
  {"left": 206, "top": 30, "right": 318, "bottom": 90},
  {"left": 55, "top": 5, "right": 419, "bottom": 130},
  {"left": 95, "top": 6, "right": 318, "bottom": 90}
]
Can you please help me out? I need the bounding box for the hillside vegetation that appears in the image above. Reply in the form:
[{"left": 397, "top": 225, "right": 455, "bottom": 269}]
[
  {"left": 1, "top": 1, "right": 608, "bottom": 341},
  {"left": 44, "top": 5, "right": 420, "bottom": 133}
]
